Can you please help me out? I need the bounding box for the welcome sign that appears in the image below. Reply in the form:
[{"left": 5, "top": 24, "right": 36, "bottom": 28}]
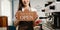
[{"left": 15, "top": 9, "right": 38, "bottom": 21}]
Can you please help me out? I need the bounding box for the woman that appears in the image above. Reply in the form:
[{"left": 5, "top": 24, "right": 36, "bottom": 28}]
[{"left": 14, "top": 0, "right": 38, "bottom": 30}]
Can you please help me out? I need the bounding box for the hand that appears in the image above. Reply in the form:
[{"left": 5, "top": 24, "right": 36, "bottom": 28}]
[{"left": 14, "top": 19, "right": 20, "bottom": 27}]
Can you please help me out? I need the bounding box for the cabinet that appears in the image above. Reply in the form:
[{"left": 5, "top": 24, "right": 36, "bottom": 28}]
[{"left": 0, "top": 16, "right": 8, "bottom": 27}]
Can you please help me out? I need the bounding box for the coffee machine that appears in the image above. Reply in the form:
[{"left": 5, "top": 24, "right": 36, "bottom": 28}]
[{"left": 52, "top": 12, "right": 60, "bottom": 29}]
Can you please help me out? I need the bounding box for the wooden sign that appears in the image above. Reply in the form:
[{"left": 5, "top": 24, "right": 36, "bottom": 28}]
[{"left": 15, "top": 9, "right": 38, "bottom": 21}]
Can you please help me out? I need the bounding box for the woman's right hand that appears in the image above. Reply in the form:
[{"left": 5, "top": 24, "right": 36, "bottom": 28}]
[
  {"left": 14, "top": 10, "right": 22, "bottom": 27},
  {"left": 14, "top": 19, "right": 20, "bottom": 27}
]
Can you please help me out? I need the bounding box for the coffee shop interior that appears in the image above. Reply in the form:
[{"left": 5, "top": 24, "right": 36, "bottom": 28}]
[{"left": 0, "top": 0, "right": 60, "bottom": 30}]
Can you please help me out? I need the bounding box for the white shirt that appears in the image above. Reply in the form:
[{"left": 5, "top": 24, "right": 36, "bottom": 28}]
[{"left": 22, "top": 7, "right": 37, "bottom": 12}]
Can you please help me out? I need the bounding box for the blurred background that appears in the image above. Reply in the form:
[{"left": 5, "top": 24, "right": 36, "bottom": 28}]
[{"left": 0, "top": 0, "right": 60, "bottom": 30}]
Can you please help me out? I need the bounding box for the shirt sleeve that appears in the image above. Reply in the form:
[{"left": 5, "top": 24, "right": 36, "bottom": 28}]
[
  {"left": 31, "top": 8, "right": 39, "bottom": 19},
  {"left": 31, "top": 8, "right": 37, "bottom": 12},
  {"left": 31, "top": 8, "right": 38, "bottom": 15}
]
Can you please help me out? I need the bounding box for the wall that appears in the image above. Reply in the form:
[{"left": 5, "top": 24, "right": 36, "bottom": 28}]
[
  {"left": 1, "top": 0, "right": 12, "bottom": 26},
  {"left": 56, "top": 2, "right": 60, "bottom": 12},
  {"left": 0, "top": 0, "right": 1, "bottom": 15}
]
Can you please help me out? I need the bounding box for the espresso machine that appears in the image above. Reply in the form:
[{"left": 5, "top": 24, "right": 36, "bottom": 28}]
[
  {"left": 43, "top": 1, "right": 60, "bottom": 29},
  {"left": 52, "top": 12, "right": 60, "bottom": 29}
]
